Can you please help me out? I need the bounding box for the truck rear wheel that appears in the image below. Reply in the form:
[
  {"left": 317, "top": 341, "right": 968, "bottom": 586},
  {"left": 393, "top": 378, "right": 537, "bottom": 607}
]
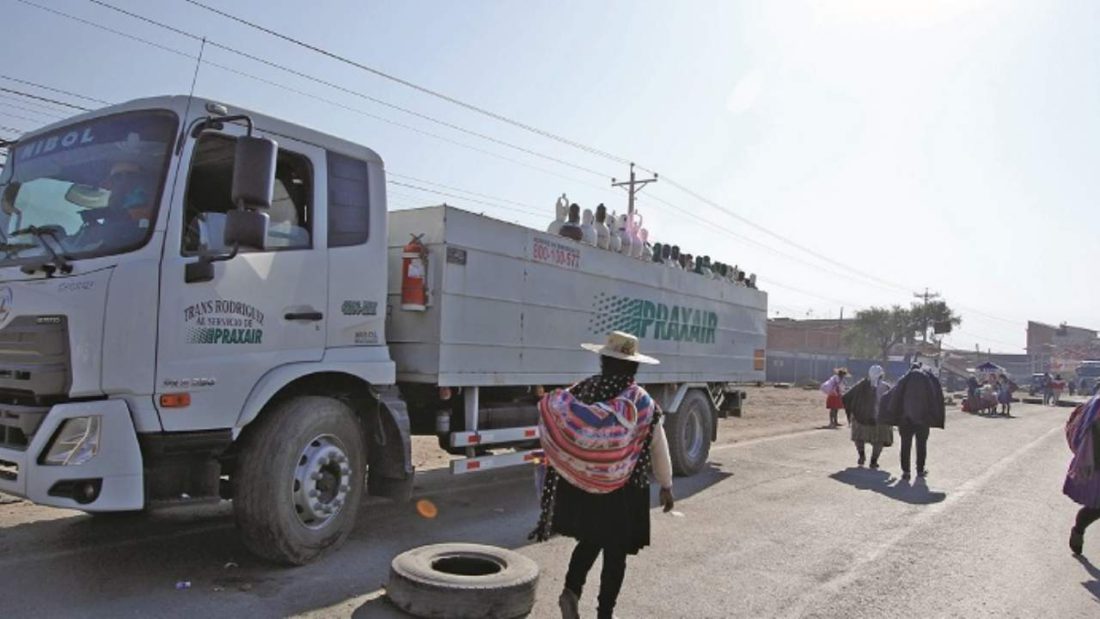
[
  {"left": 666, "top": 390, "right": 712, "bottom": 476},
  {"left": 234, "top": 396, "right": 366, "bottom": 565}
]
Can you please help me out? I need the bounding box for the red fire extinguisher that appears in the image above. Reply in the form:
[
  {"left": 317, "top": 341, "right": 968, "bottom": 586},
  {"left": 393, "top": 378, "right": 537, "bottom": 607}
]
[{"left": 401, "top": 233, "right": 428, "bottom": 311}]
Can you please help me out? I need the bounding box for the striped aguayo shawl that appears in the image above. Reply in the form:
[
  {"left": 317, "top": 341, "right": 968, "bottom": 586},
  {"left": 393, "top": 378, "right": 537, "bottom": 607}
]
[{"left": 537, "top": 380, "right": 657, "bottom": 494}]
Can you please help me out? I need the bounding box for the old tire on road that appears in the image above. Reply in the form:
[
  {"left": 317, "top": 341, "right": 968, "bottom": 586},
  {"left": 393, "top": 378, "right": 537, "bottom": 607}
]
[
  {"left": 387, "top": 543, "right": 538, "bottom": 618},
  {"left": 234, "top": 395, "right": 366, "bottom": 565},
  {"left": 666, "top": 389, "right": 712, "bottom": 476}
]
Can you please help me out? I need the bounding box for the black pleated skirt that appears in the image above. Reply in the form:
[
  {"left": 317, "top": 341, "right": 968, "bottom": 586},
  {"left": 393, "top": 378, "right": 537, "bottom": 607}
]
[{"left": 550, "top": 476, "right": 651, "bottom": 554}]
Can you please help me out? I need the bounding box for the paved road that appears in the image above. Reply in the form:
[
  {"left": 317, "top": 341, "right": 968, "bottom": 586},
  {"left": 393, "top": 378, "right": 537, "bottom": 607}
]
[{"left": 1, "top": 401, "right": 1095, "bottom": 618}]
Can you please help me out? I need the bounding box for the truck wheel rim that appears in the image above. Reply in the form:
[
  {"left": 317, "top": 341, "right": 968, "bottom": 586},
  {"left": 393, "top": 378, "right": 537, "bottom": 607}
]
[
  {"left": 292, "top": 434, "right": 352, "bottom": 530},
  {"left": 684, "top": 405, "right": 704, "bottom": 462}
]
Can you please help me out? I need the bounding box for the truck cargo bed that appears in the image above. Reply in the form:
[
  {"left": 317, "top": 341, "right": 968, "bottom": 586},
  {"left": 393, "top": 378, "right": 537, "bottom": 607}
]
[{"left": 386, "top": 206, "right": 767, "bottom": 386}]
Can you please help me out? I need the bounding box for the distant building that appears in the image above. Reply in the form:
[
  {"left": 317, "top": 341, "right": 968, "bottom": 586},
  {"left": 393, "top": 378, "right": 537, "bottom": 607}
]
[
  {"left": 1026, "top": 321, "right": 1100, "bottom": 373},
  {"left": 766, "top": 317, "right": 918, "bottom": 384},
  {"left": 767, "top": 317, "right": 852, "bottom": 355}
]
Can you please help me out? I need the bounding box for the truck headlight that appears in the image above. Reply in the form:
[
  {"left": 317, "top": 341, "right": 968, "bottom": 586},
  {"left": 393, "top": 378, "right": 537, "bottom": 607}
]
[{"left": 42, "top": 416, "right": 102, "bottom": 466}]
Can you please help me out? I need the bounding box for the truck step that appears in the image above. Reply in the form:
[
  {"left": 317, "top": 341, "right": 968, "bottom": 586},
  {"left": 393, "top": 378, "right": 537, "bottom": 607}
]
[
  {"left": 450, "top": 449, "right": 543, "bottom": 475},
  {"left": 450, "top": 426, "right": 540, "bottom": 448}
]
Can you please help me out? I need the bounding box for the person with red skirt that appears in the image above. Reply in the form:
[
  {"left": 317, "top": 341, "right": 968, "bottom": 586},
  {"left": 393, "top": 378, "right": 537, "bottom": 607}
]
[{"left": 821, "top": 368, "right": 848, "bottom": 428}]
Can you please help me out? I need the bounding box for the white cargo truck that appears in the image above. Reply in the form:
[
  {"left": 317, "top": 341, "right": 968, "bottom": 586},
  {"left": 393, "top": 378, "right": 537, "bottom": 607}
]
[{"left": 0, "top": 97, "right": 766, "bottom": 564}]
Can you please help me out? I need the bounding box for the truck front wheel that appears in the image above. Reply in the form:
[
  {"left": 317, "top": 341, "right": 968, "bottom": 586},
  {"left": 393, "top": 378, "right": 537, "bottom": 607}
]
[
  {"left": 234, "top": 396, "right": 366, "bottom": 565},
  {"left": 666, "top": 390, "right": 712, "bottom": 476}
]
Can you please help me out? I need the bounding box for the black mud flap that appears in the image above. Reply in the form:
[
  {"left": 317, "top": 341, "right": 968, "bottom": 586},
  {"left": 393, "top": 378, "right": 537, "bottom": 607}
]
[{"left": 367, "top": 387, "right": 415, "bottom": 501}]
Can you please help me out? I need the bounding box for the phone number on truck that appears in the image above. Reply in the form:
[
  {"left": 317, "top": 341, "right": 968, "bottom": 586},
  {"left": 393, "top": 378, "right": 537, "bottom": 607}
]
[{"left": 532, "top": 237, "right": 581, "bottom": 270}]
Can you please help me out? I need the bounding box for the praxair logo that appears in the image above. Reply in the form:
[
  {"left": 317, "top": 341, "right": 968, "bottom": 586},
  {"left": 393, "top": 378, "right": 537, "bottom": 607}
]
[
  {"left": 184, "top": 299, "right": 265, "bottom": 345},
  {"left": 589, "top": 293, "right": 718, "bottom": 344}
]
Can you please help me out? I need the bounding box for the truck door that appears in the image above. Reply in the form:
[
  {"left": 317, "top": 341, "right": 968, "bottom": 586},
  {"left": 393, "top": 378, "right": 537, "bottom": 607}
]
[{"left": 155, "top": 128, "right": 328, "bottom": 431}]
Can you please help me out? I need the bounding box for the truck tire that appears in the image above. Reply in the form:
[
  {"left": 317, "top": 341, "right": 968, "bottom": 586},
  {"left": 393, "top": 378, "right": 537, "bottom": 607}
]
[
  {"left": 388, "top": 543, "right": 538, "bottom": 618},
  {"left": 667, "top": 390, "right": 712, "bottom": 476},
  {"left": 233, "top": 396, "right": 366, "bottom": 565}
]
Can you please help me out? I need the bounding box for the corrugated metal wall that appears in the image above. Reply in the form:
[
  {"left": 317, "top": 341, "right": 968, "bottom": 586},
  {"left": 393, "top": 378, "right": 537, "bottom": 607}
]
[{"left": 766, "top": 351, "right": 910, "bottom": 385}]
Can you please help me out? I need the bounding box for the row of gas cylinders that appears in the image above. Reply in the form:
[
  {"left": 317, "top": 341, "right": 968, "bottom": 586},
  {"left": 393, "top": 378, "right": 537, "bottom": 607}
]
[{"left": 546, "top": 194, "right": 757, "bottom": 288}]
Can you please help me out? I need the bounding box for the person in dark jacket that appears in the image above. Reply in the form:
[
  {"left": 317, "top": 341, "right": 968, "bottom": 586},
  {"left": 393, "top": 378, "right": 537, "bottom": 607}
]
[
  {"left": 878, "top": 364, "right": 945, "bottom": 479},
  {"left": 842, "top": 365, "right": 893, "bottom": 468}
]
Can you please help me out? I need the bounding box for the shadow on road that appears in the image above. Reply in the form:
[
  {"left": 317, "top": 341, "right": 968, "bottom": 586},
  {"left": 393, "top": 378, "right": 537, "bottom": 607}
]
[
  {"left": 964, "top": 412, "right": 1019, "bottom": 420},
  {"left": 650, "top": 461, "right": 733, "bottom": 508},
  {"left": 828, "top": 468, "right": 947, "bottom": 505},
  {"left": 1075, "top": 555, "right": 1100, "bottom": 603},
  {"left": 0, "top": 459, "right": 737, "bottom": 618}
]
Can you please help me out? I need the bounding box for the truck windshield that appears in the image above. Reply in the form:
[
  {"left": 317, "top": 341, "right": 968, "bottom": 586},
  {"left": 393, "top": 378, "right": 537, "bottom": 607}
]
[{"left": 0, "top": 110, "right": 177, "bottom": 267}]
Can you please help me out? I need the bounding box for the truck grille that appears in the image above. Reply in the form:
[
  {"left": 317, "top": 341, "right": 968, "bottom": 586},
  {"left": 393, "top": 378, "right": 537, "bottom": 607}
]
[
  {"left": 0, "top": 404, "right": 50, "bottom": 450},
  {"left": 0, "top": 316, "right": 71, "bottom": 405},
  {"left": 0, "top": 316, "right": 70, "bottom": 449}
]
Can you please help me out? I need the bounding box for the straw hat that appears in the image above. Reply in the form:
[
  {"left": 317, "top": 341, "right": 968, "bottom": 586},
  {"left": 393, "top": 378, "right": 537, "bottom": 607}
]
[{"left": 581, "top": 331, "right": 660, "bottom": 365}]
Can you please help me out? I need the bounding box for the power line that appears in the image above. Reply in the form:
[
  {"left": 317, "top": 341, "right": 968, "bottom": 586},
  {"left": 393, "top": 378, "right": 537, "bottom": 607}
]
[
  {"left": 0, "top": 109, "right": 54, "bottom": 125},
  {"left": 949, "top": 328, "right": 1023, "bottom": 350},
  {"left": 177, "top": 0, "right": 632, "bottom": 166},
  {"left": 1, "top": 102, "right": 65, "bottom": 120},
  {"left": 0, "top": 95, "right": 69, "bottom": 118},
  {"left": 387, "top": 180, "right": 543, "bottom": 219},
  {"left": 22, "top": 0, "right": 628, "bottom": 228},
  {"left": 71, "top": 0, "right": 897, "bottom": 297},
  {"left": 86, "top": 0, "right": 610, "bottom": 179},
  {"left": 0, "top": 85, "right": 91, "bottom": 112},
  {"left": 170, "top": 0, "right": 958, "bottom": 307},
  {"left": 0, "top": 73, "right": 111, "bottom": 105},
  {"left": 23, "top": 0, "right": 620, "bottom": 196},
  {"left": 388, "top": 173, "right": 541, "bottom": 211},
  {"left": 112, "top": 0, "right": 1025, "bottom": 329},
  {"left": 654, "top": 174, "right": 914, "bottom": 294},
  {"left": 28, "top": 1, "right": 1023, "bottom": 331},
  {"left": 174, "top": 0, "right": 985, "bottom": 307}
]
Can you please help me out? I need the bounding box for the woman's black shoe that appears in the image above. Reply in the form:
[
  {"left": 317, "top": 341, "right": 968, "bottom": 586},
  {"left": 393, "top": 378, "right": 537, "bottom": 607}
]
[{"left": 1071, "top": 528, "right": 1084, "bottom": 555}]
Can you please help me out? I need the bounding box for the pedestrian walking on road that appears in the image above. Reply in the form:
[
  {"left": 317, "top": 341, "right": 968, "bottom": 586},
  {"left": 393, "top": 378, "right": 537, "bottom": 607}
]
[
  {"left": 1064, "top": 395, "right": 1100, "bottom": 556},
  {"left": 821, "top": 368, "right": 848, "bottom": 428},
  {"left": 842, "top": 365, "right": 894, "bottom": 469},
  {"left": 1052, "top": 374, "right": 1067, "bottom": 407},
  {"left": 531, "top": 331, "right": 675, "bottom": 619},
  {"left": 879, "top": 364, "right": 946, "bottom": 480},
  {"left": 1043, "top": 372, "right": 1054, "bottom": 406},
  {"left": 997, "top": 374, "right": 1015, "bottom": 417}
]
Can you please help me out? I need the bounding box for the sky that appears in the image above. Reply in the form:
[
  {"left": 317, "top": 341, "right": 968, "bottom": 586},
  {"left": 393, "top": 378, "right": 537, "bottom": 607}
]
[{"left": 1, "top": 0, "right": 1097, "bottom": 353}]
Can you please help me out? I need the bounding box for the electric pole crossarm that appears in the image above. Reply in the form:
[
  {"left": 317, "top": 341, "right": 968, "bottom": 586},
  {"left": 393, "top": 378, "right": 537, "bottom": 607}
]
[{"left": 611, "top": 162, "right": 658, "bottom": 217}]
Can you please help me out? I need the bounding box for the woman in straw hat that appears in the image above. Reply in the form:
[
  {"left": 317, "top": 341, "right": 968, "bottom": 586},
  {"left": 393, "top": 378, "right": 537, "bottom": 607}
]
[{"left": 531, "top": 331, "right": 674, "bottom": 619}]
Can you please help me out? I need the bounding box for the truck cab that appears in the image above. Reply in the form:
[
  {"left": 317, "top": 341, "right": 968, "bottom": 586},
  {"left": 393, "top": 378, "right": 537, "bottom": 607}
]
[{"left": 0, "top": 97, "right": 408, "bottom": 563}]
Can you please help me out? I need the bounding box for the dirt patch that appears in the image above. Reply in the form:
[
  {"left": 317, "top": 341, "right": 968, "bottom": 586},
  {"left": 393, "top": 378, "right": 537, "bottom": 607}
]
[
  {"left": 715, "top": 385, "right": 833, "bottom": 445},
  {"left": 409, "top": 385, "right": 837, "bottom": 471}
]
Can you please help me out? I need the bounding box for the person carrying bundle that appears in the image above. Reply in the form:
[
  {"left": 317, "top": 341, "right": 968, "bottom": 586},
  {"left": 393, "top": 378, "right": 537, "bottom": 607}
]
[{"left": 530, "top": 331, "right": 675, "bottom": 619}]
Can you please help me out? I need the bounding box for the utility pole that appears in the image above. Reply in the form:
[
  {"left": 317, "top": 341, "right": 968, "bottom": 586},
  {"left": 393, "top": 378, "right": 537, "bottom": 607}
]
[
  {"left": 913, "top": 287, "right": 941, "bottom": 343},
  {"left": 612, "top": 162, "right": 658, "bottom": 219}
]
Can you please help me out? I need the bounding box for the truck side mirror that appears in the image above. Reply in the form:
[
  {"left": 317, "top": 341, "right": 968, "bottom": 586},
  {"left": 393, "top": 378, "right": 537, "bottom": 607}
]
[
  {"left": 231, "top": 135, "right": 277, "bottom": 209},
  {"left": 224, "top": 209, "right": 269, "bottom": 251}
]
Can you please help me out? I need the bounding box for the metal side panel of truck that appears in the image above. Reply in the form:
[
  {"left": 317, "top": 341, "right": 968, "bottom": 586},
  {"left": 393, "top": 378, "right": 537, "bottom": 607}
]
[{"left": 385, "top": 205, "right": 768, "bottom": 388}]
